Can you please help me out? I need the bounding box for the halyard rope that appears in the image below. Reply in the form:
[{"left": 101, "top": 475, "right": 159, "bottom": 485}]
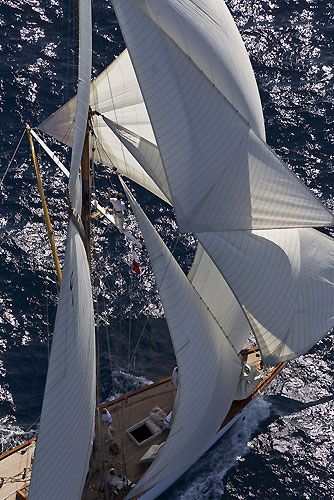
[{"left": 0, "top": 128, "right": 26, "bottom": 186}]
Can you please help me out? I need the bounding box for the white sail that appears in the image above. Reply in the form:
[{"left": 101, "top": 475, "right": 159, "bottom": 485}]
[
  {"left": 115, "top": 0, "right": 265, "bottom": 138},
  {"left": 113, "top": 0, "right": 334, "bottom": 232},
  {"left": 198, "top": 228, "right": 334, "bottom": 364},
  {"left": 29, "top": 222, "right": 96, "bottom": 499},
  {"left": 102, "top": 116, "right": 172, "bottom": 203},
  {"left": 120, "top": 178, "right": 242, "bottom": 498},
  {"left": 39, "top": 49, "right": 169, "bottom": 204},
  {"left": 29, "top": 2, "right": 96, "bottom": 498},
  {"left": 188, "top": 243, "right": 251, "bottom": 354}
]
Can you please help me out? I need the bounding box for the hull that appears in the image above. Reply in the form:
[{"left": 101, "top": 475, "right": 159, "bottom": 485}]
[
  {"left": 135, "top": 360, "right": 286, "bottom": 500},
  {"left": 137, "top": 410, "right": 244, "bottom": 500},
  {"left": 0, "top": 351, "right": 285, "bottom": 500},
  {"left": 82, "top": 350, "right": 285, "bottom": 499}
]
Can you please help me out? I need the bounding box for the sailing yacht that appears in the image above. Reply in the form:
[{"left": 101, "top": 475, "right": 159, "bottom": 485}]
[{"left": 1, "top": 1, "right": 333, "bottom": 499}]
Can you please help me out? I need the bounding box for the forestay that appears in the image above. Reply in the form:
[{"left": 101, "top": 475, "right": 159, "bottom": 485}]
[
  {"left": 120, "top": 178, "right": 242, "bottom": 498},
  {"left": 113, "top": 0, "right": 334, "bottom": 232},
  {"left": 29, "top": 2, "right": 96, "bottom": 498},
  {"left": 198, "top": 228, "right": 334, "bottom": 364}
]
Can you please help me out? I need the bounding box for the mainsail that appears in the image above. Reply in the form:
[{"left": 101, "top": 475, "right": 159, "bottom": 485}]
[{"left": 29, "top": 1, "right": 96, "bottom": 498}]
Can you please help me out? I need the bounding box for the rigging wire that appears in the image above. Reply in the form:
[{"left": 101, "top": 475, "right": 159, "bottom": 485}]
[
  {"left": 128, "top": 316, "right": 149, "bottom": 368},
  {"left": 89, "top": 128, "right": 118, "bottom": 188},
  {"left": 45, "top": 280, "right": 50, "bottom": 363},
  {"left": 0, "top": 128, "right": 26, "bottom": 187},
  {"left": 127, "top": 271, "right": 133, "bottom": 369}
]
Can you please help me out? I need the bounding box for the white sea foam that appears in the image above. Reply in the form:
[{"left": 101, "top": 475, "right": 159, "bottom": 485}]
[
  {"left": 167, "top": 397, "right": 271, "bottom": 499},
  {"left": 0, "top": 419, "right": 36, "bottom": 454},
  {"left": 104, "top": 369, "right": 152, "bottom": 403}
]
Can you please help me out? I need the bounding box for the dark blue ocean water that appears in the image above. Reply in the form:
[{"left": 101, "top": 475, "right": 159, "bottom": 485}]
[{"left": 0, "top": 0, "right": 333, "bottom": 498}]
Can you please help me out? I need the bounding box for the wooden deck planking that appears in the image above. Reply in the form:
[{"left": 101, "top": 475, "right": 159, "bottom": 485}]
[
  {"left": 83, "top": 379, "right": 176, "bottom": 499},
  {"left": 0, "top": 440, "right": 35, "bottom": 500},
  {"left": 106, "top": 380, "right": 175, "bottom": 481},
  {"left": 0, "top": 349, "right": 285, "bottom": 500}
]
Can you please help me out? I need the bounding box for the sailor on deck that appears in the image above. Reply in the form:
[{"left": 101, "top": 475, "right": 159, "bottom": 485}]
[
  {"left": 101, "top": 408, "right": 114, "bottom": 443},
  {"left": 108, "top": 189, "right": 126, "bottom": 230},
  {"left": 101, "top": 407, "right": 113, "bottom": 424},
  {"left": 107, "top": 468, "right": 135, "bottom": 493}
]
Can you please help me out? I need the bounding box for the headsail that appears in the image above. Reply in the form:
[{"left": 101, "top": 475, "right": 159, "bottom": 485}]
[
  {"left": 29, "top": 1, "right": 96, "bottom": 498},
  {"left": 102, "top": 116, "right": 172, "bottom": 203},
  {"left": 188, "top": 242, "right": 251, "bottom": 354},
  {"left": 198, "top": 228, "right": 334, "bottom": 364},
  {"left": 113, "top": 0, "right": 334, "bottom": 232},
  {"left": 39, "top": 49, "right": 169, "bottom": 204},
  {"left": 120, "top": 178, "right": 242, "bottom": 498}
]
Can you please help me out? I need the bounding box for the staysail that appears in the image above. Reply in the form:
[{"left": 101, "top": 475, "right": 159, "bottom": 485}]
[
  {"left": 29, "top": 1, "right": 96, "bottom": 498},
  {"left": 120, "top": 178, "right": 242, "bottom": 498},
  {"left": 187, "top": 242, "right": 251, "bottom": 354},
  {"left": 39, "top": 49, "right": 169, "bottom": 204},
  {"left": 198, "top": 228, "right": 334, "bottom": 364}
]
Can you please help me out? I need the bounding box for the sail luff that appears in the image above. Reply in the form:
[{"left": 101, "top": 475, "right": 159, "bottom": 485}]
[
  {"left": 120, "top": 177, "right": 242, "bottom": 498},
  {"left": 187, "top": 242, "right": 252, "bottom": 354},
  {"left": 102, "top": 116, "right": 172, "bottom": 203},
  {"left": 68, "top": 0, "right": 92, "bottom": 212}
]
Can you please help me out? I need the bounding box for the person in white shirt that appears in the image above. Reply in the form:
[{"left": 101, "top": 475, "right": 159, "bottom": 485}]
[
  {"left": 107, "top": 467, "right": 135, "bottom": 493},
  {"left": 101, "top": 407, "right": 113, "bottom": 424},
  {"left": 101, "top": 408, "right": 114, "bottom": 443},
  {"left": 108, "top": 189, "right": 126, "bottom": 230}
]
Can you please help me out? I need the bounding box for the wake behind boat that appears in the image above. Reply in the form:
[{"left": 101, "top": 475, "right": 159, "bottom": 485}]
[{"left": 1, "top": 1, "right": 333, "bottom": 499}]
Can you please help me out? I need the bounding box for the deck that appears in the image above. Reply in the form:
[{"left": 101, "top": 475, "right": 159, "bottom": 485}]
[
  {"left": 0, "top": 439, "right": 35, "bottom": 500},
  {"left": 82, "top": 348, "right": 285, "bottom": 499},
  {"left": 0, "top": 348, "right": 285, "bottom": 500},
  {"left": 83, "top": 378, "right": 175, "bottom": 500}
]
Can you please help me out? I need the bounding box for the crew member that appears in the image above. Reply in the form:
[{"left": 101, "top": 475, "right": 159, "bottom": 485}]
[
  {"left": 107, "top": 468, "right": 135, "bottom": 493},
  {"left": 108, "top": 189, "right": 126, "bottom": 230}
]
